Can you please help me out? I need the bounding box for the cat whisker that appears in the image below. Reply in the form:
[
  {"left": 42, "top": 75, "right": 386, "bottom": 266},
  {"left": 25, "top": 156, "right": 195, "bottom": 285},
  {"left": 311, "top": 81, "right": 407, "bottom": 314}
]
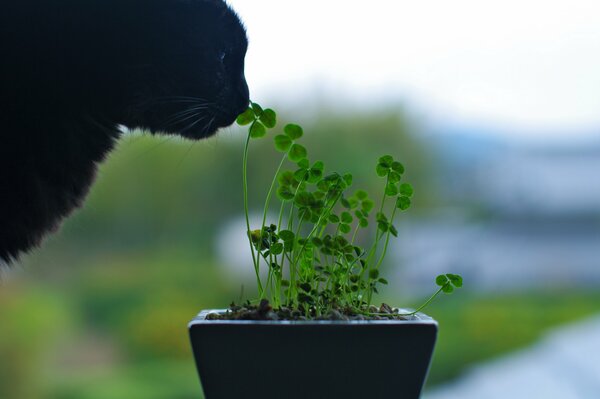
[
  {"left": 162, "top": 111, "right": 206, "bottom": 130},
  {"left": 158, "top": 106, "right": 209, "bottom": 129},
  {"left": 162, "top": 105, "right": 206, "bottom": 121},
  {"left": 181, "top": 114, "right": 209, "bottom": 134},
  {"left": 205, "top": 116, "right": 216, "bottom": 135},
  {"left": 129, "top": 135, "right": 175, "bottom": 162},
  {"left": 173, "top": 141, "right": 197, "bottom": 171},
  {"left": 150, "top": 96, "right": 211, "bottom": 104},
  {"left": 194, "top": 115, "right": 216, "bottom": 138}
]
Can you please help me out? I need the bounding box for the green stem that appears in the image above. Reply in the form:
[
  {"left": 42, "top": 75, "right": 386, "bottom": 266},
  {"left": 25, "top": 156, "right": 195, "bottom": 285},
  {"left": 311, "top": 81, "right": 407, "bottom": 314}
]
[
  {"left": 289, "top": 215, "right": 305, "bottom": 300},
  {"left": 242, "top": 125, "right": 263, "bottom": 295},
  {"left": 351, "top": 223, "right": 360, "bottom": 244},
  {"left": 373, "top": 205, "right": 398, "bottom": 271},
  {"left": 399, "top": 286, "right": 445, "bottom": 316},
  {"left": 289, "top": 192, "right": 342, "bottom": 273},
  {"left": 277, "top": 201, "right": 285, "bottom": 232},
  {"left": 286, "top": 179, "right": 305, "bottom": 231},
  {"left": 363, "top": 175, "right": 390, "bottom": 268},
  {"left": 261, "top": 154, "right": 287, "bottom": 231}
]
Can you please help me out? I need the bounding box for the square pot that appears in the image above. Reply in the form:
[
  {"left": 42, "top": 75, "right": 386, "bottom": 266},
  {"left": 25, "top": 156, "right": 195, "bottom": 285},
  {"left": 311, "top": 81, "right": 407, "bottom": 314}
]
[{"left": 189, "top": 309, "right": 437, "bottom": 399}]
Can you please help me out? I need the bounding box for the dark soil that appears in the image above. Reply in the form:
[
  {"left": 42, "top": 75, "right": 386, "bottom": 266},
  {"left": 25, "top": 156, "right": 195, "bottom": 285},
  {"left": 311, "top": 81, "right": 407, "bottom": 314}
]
[{"left": 206, "top": 299, "right": 414, "bottom": 321}]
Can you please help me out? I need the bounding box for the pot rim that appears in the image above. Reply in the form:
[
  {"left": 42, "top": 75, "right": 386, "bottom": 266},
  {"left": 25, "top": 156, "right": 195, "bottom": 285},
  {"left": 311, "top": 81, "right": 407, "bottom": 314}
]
[{"left": 189, "top": 308, "right": 437, "bottom": 328}]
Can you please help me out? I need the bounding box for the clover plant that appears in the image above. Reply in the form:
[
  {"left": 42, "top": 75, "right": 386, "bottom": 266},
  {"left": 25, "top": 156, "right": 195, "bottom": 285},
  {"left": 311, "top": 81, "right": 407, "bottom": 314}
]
[{"left": 235, "top": 103, "right": 462, "bottom": 318}]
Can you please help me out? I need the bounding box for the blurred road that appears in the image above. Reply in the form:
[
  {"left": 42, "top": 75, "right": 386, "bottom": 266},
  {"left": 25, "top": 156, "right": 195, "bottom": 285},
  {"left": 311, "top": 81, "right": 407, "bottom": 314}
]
[{"left": 425, "top": 314, "right": 600, "bottom": 399}]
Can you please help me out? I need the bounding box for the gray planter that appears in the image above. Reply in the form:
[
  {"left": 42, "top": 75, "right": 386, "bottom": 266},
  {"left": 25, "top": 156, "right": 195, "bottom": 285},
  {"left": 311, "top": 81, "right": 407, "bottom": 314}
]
[{"left": 189, "top": 309, "right": 438, "bottom": 399}]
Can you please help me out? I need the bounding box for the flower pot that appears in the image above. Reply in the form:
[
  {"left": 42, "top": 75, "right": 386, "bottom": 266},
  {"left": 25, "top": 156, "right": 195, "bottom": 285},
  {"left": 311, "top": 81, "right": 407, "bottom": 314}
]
[{"left": 188, "top": 309, "right": 438, "bottom": 399}]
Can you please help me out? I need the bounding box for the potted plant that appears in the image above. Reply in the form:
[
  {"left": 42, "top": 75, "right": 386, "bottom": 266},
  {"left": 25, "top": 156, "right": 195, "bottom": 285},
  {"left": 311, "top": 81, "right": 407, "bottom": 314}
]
[{"left": 189, "top": 104, "right": 463, "bottom": 399}]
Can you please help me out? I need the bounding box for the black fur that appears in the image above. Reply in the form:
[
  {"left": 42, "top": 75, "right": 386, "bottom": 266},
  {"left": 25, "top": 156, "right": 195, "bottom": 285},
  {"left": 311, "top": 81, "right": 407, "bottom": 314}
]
[{"left": 0, "top": 0, "right": 249, "bottom": 263}]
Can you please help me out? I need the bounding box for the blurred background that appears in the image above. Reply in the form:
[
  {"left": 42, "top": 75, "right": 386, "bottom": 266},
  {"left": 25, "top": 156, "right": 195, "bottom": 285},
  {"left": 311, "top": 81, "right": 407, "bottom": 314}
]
[{"left": 2, "top": 0, "right": 600, "bottom": 398}]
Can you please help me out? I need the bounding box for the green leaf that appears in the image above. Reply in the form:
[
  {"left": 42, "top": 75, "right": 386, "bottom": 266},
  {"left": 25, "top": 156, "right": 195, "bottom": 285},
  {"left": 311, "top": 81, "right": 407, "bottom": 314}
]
[
  {"left": 249, "top": 122, "right": 267, "bottom": 138},
  {"left": 376, "top": 164, "right": 389, "bottom": 177},
  {"left": 260, "top": 108, "right": 277, "bottom": 128},
  {"left": 278, "top": 171, "right": 296, "bottom": 187},
  {"left": 376, "top": 212, "right": 388, "bottom": 223},
  {"left": 341, "top": 211, "right": 353, "bottom": 224},
  {"left": 378, "top": 155, "right": 394, "bottom": 167},
  {"left": 236, "top": 107, "right": 255, "bottom": 125},
  {"left": 385, "top": 183, "right": 399, "bottom": 196},
  {"left": 339, "top": 223, "right": 351, "bottom": 234},
  {"left": 270, "top": 243, "right": 284, "bottom": 255},
  {"left": 396, "top": 196, "right": 411, "bottom": 210},
  {"left": 389, "top": 171, "right": 402, "bottom": 183},
  {"left": 389, "top": 224, "right": 398, "bottom": 237},
  {"left": 328, "top": 214, "right": 340, "bottom": 223},
  {"left": 391, "top": 161, "right": 405, "bottom": 174},
  {"left": 442, "top": 284, "right": 455, "bottom": 294},
  {"left": 294, "top": 169, "right": 309, "bottom": 181},
  {"left": 278, "top": 230, "right": 295, "bottom": 242},
  {"left": 294, "top": 191, "right": 315, "bottom": 207},
  {"left": 284, "top": 123, "right": 303, "bottom": 140},
  {"left": 343, "top": 173, "right": 353, "bottom": 186},
  {"left": 335, "top": 235, "right": 348, "bottom": 247},
  {"left": 308, "top": 169, "right": 323, "bottom": 183},
  {"left": 274, "top": 135, "right": 292, "bottom": 152},
  {"left": 298, "top": 207, "right": 312, "bottom": 221},
  {"left": 359, "top": 218, "right": 369, "bottom": 228},
  {"left": 288, "top": 144, "right": 307, "bottom": 162},
  {"left": 277, "top": 186, "right": 295, "bottom": 201},
  {"left": 312, "top": 161, "right": 324, "bottom": 171},
  {"left": 317, "top": 179, "right": 329, "bottom": 192},
  {"left": 297, "top": 158, "right": 310, "bottom": 169},
  {"left": 447, "top": 273, "right": 463, "bottom": 288},
  {"left": 347, "top": 197, "right": 358, "bottom": 209},
  {"left": 339, "top": 197, "right": 351, "bottom": 209},
  {"left": 355, "top": 190, "right": 368, "bottom": 200},
  {"left": 436, "top": 274, "right": 449, "bottom": 286},
  {"left": 362, "top": 199, "right": 374, "bottom": 213},
  {"left": 378, "top": 278, "right": 388, "bottom": 285},
  {"left": 250, "top": 102, "right": 263, "bottom": 116},
  {"left": 399, "top": 183, "right": 414, "bottom": 197},
  {"left": 283, "top": 241, "right": 294, "bottom": 252},
  {"left": 369, "top": 269, "right": 380, "bottom": 279}
]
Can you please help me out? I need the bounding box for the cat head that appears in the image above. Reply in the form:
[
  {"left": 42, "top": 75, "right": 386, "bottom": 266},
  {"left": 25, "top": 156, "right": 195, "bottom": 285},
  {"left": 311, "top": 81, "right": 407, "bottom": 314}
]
[{"left": 122, "top": 0, "right": 250, "bottom": 139}]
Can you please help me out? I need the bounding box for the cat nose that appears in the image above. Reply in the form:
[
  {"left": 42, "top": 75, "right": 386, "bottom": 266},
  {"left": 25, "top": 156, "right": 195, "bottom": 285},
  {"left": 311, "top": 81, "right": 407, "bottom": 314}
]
[{"left": 235, "top": 77, "right": 250, "bottom": 115}]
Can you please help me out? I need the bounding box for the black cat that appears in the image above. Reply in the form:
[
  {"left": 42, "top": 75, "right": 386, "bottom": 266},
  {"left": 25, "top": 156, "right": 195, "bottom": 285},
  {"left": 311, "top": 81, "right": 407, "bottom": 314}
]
[{"left": 0, "top": 0, "right": 250, "bottom": 264}]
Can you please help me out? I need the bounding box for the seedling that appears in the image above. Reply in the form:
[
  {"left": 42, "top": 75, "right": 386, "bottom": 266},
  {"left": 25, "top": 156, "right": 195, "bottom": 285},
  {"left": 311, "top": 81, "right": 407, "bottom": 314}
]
[{"left": 233, "top": 103, "right": 462, "bottom": 319}]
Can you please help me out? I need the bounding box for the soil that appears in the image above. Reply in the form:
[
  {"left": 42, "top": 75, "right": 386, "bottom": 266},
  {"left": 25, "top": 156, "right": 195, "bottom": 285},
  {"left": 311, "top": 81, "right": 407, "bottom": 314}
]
[{"left": 206, "top": 299, "right": 414, "bottom": 321}]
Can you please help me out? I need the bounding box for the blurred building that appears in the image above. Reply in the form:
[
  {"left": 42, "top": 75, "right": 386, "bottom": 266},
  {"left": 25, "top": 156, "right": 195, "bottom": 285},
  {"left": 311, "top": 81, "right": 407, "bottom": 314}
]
[{"left": 394, "top": 128, "right": 600, "bottom": 294}]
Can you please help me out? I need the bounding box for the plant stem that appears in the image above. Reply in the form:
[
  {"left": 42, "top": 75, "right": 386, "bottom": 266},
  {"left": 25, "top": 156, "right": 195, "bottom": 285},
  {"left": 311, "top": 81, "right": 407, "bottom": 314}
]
[
  {"left": 375, "top": 206, "right": 397, "bottom": 265},
  {"left": 277, "top": 201, "right": 285, "bottom": 232},
  {"left": 289, "top": 192, "right": 342, "bottom": 273},
  {"left": 242, "top": 125, "right": 263, "bottom": 296},
  {"left": 399, "top": 286, "right": 445, "bottom": 316},
  {"left": 362, "top": 175, "right": 390, "bottom": 270},
  {"left": 261, "top": 154, "right": 287, "bottom": 231}
]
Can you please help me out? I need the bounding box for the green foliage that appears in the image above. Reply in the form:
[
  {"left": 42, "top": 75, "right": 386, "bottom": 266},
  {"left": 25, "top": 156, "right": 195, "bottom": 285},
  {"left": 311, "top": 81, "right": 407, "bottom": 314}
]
[
  {"left": 238, "top": 103, "right": 462, "bottom": 317},
  {"left": 424, "top": 291, "right": 600, "bottom": 386}
]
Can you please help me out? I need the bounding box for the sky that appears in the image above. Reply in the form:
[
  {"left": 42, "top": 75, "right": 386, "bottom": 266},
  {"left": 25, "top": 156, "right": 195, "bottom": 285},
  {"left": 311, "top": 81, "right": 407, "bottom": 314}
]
[{"left": 228, "top": 0, "right": 600, "bottom": 137}]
